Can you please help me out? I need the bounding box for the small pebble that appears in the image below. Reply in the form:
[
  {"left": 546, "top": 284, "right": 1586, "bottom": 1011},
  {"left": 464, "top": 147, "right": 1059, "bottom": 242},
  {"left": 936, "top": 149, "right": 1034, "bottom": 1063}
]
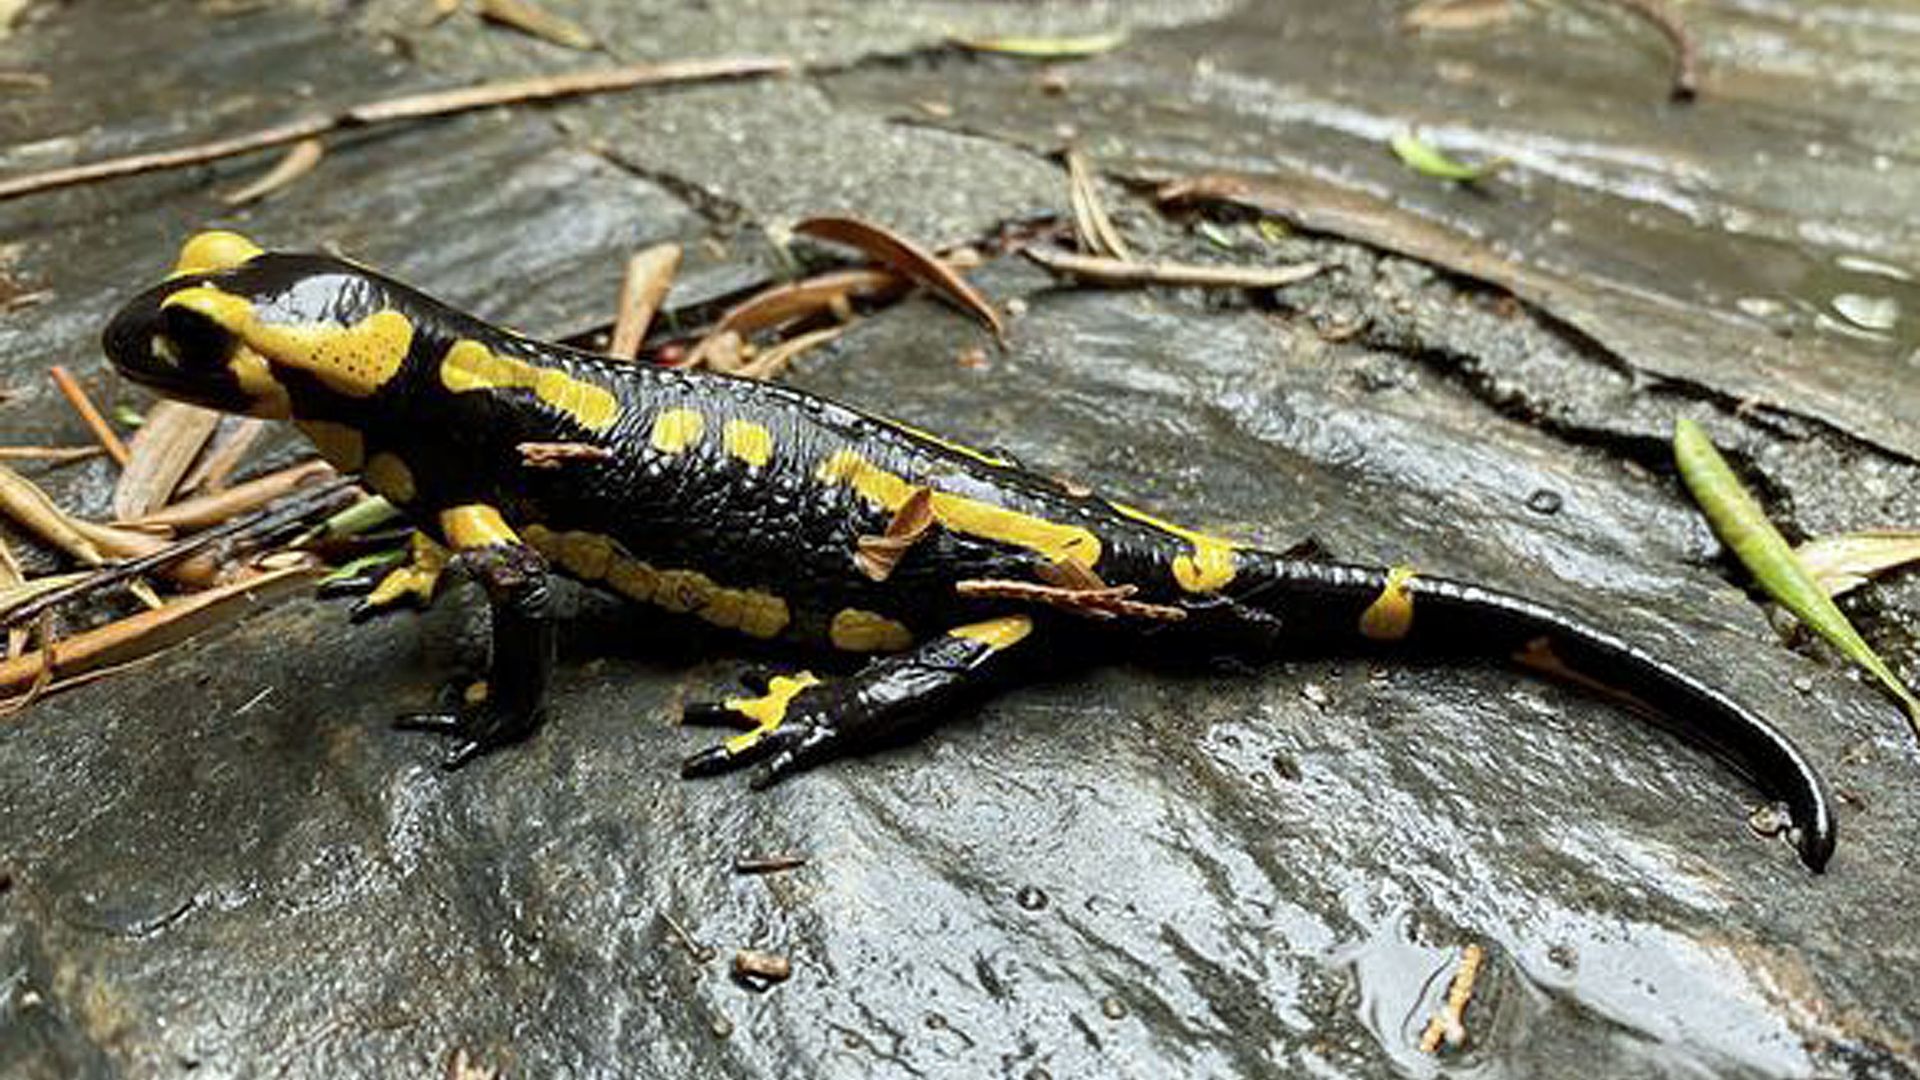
[
  {"left": 731, "top": 949, "right": 791, "bottom": 990},
  {"left": 1100, "top": 995, "right": 1128, "bottom": 1020},
  {"left": 1016, "top": 885, "right": 1050, "bottom": 911},
  {"left": 1792, "top": 675, "right": 1815, "bottom": 694},
  {"left": 1301, "top": 682, "right": 1331, "bottom": 708},
  {"left": 1525, "top": 489, "right": 1563, "bottom": 515}
]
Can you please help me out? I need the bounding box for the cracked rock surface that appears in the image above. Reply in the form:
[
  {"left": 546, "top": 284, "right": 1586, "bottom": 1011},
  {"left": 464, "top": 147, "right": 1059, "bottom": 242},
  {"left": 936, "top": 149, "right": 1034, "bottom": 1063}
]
[{"left": 2, "top": 3, "right": 1917, "bottom": 1078}]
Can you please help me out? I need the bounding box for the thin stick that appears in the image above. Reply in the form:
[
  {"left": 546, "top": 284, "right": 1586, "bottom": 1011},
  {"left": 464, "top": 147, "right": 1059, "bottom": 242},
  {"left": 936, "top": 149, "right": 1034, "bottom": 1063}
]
[
  {"left": 1, "top": 476, "right": 356, "bottom": 630},
  {"left": 0, "top": 56, "right": 792, "bottom": 204},
  {"left": 221, "top": 137, "right": 325, "bottom": 206},
  {"left": 1604, "top": 0, "right": 1698, "bottom": 100},
  {"left": 1024, "top": 246, "right": 1322, "bottom": 289},
  {"left": 0, "top": 446, "right": 105, "bottom": 462},
  {"left": 48, "top": 365, "right": 130, "bottom": 466}
]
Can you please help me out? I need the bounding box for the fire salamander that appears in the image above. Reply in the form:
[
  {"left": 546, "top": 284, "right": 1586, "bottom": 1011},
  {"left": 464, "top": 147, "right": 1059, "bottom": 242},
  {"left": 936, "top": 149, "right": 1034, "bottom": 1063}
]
[{"left": 103, "top": 231, "right": 1835, "bottom": 871}]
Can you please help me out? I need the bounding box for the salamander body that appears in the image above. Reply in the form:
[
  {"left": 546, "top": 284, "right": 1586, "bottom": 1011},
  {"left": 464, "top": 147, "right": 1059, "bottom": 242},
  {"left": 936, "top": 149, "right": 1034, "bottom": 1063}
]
[{"left": 102, "top": 231, "right": 1836, "bottom": 871}]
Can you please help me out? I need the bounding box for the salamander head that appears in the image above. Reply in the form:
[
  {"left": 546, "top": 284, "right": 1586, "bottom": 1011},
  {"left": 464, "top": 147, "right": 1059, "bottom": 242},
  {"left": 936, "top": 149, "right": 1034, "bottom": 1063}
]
[{"left": 103, "top": 231, "right": 432, "bottom": 420}]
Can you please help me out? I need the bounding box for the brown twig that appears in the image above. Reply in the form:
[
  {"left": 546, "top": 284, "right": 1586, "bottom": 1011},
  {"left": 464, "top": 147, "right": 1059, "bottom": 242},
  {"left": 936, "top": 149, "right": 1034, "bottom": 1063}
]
[
  {"left": 517, "top": 441, "right": 614, "bottom": 469},
  {"left": 1419, "top": 943, "right": 1487, "bottom": 1053},
  {"left": 0, "top": 446, "right": 105, "bottom": 462},
  {"left": 1604, "top": 0, "right": 1698, "bottom": 100},
  {"left": 221, "top": 137, "right": 325, "bottom": 206},
  {"left": 0, "top": 57, "right": 792, "bottom": 204},
  {"left": 794, "top": 216, "right": 1004, "bottom": 340},
  {"left": 955, "top": 578, "right": 1186, "bottom": 621},
  {"left": 733, "top": 854, "right": 808, "bottom": 875},
  {"left": 1024, "top": 246, "right": 1322, "bottom": 289},
  {"left": 48, "top": 365, "right": 130, "bottom": 466},
  {"left": 1065, "top": 147, "right": 1133, "bottom": 261},
  {"left": 1, "top": 475, "right": 356, "bottom": 630},
  {"left": 608, "top": 244, "right": 683, "bottom": 360},
  {"left": 123, "top": 460, "right": 335, "bottom": 531}
]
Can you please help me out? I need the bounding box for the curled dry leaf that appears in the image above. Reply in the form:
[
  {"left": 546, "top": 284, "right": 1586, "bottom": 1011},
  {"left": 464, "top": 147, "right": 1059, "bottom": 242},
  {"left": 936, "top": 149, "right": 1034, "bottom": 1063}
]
[
  {"left": 715, "top": 267, "right": 906, "bottom": 338},
  {"left": 1065, "top": 147, "right": 1132, "bottom": 261},
  {"left": 182, "top": 417, "right": 269, "bottom": 494},
  {"left": 736, "top": 325, "right": 845, "bottom": 382},
  {"left": 1794, "top": 530, "right": 1920, "bottom": 598},
  {"left": 518, "top": 442, "right": 614, "bottom": 469},
  {"left": 955, "top": 577, "right": 1186, "bottom": 622},
  {"left": 794, "top": 216, "right": 1004, "bottom": 340},
  {"left": 609, "top": 244, "right": 683, "bottom": 361},
  {"left": 855, "top": 487, "right": 936, "bottom": 582},
  {"left": 124, "top": 460, "right": 336, "bottom": 531},
  {"left": 113, "top": 400, "right": 222, "bottom": 520}
]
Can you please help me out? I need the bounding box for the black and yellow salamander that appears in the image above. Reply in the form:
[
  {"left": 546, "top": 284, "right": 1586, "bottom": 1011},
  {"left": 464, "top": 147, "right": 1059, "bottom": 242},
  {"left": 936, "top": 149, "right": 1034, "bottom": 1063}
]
[{"left": 102, "top": 231, "right": 1836, "bottom": 871}]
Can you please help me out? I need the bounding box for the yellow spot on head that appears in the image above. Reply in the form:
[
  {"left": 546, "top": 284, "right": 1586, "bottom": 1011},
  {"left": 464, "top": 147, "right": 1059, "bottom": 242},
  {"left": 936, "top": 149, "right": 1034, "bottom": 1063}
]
[
  {"left": 830, "top": 609, "right": 914, "bottom": 652},
  {"left": 650, "top": 408, "right": 706, "bottom": 454},
  {"left": 171, "top": 231, "right": 263, "bottom": 277},
  {"left": 296, "top": 420, "right": 365, "bottom": 470},
  {"left": 226, "top": 343, "right": 291, "bottom": 418},
  {"left": 362, "top": 452, "right": 416, "bottom": 504},
  {"left": 722, "top": 420, "right": 773, "bottom": 467},
  {"left": 1359, "top": 565, "right": 1418, "bottom": 642},
  {"left": 439, "top": 339, "right": 620, "bottom": 431},
  {"left": 164, "top": 285, "right": 415, "bottom": 398},
  {"left": 817, "top": 450, "right": 1103, "bottom": 568},
  {"left": 950, "top": 615, "right": 1033, "bottom": 650},
  {"left": 439, "top": 504, "right": 518, "bottom": 550}
]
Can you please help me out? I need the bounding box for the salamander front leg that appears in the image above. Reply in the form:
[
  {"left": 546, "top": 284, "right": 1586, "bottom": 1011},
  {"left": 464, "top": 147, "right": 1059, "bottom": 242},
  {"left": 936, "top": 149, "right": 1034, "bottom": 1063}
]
[
  {"left": 680, "top": 615, "right": 1037, "bottom": 788},
  {"left": 393, "top": 506, "right": 556, "bottom": 770}
]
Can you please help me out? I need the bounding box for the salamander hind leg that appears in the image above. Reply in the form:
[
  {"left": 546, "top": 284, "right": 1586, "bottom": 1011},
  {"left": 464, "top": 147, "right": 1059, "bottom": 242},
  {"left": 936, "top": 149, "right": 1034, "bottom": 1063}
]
[{"left": 679, "top": 615, "right": 1037, "bottom": 789}]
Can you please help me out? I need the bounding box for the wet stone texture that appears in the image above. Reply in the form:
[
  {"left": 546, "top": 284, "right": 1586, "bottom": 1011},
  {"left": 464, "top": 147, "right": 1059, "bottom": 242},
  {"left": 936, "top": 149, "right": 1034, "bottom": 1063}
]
[{"left": 2, "top": 2, "right": 1919, "bottom": 1078}]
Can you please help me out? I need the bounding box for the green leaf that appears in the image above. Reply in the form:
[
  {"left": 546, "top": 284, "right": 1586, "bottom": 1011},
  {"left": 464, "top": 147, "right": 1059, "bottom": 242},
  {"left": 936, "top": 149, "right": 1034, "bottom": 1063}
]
[
  {"left": 1390, "top": 131, "right": 1507, "bottom": 182},
  {"left": 1674, "top": 418, "right": 1920, "bottom": 731},
  {"left": 112, "top": 404, "right": 145, "bottom": 428},
  {"left": 320, "top": 548, "right": 406, "bottom": 587}
]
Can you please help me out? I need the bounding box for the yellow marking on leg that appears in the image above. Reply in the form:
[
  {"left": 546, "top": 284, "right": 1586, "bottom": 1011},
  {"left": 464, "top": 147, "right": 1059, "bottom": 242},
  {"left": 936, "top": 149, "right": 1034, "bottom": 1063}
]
[
  {"left": 170, "top": 231, "right": 263, "bottom": 277},
  {"left": 1359, "top": 565, "right": 1418, "bottom": 642},
  {"left": 363, "top": 532, "right": 449, "bottom": 609},
  {"left": 597, "top": 550, "right": 790, "bottom": 638},
  {"left": 817, "top": 450, "right": 1102, "bottom": 568},
  {"left": 362, "top": 452, "right": 416, "bottom": 504},
  {"left": 950, "top": 614, "right": 1033, "bottom": 650},
  {"left": 296, "top": 420, "right": 365, "bottom": 470},
  {"left": 720, "top": 672, "right": 822, "bottom": 754},
  {"left": 722, "top": 420, "right": 773, "bottom": 467},
  {"left": 1106, "top": 500, "right": 1240, "bottom": 593},
  {"left": 649, "top": 408, "right": 706, "bottom": 454},
  {"left": 654, "top": 568, "right": 715, "bottom": 613},
  {"left": 226, "top": 343, "right": 292, "bottom": 418},
  {"left": 557, "top": 531, "right": 615, "bottom": 580},
  {"left": 440, "top": 504, "right": 518, "bottom": 550},
  {"left": 607, "top": 556, "right": 659, "bottom": 602},
  {"left": 438, "top": 339, "right": 620, "bottom": 430},
  {"left": 164, "top": 286, "right": 414, "bottom": 397},
  {"left": 830, "top": 608, "right": 914, "bottom": 652}
]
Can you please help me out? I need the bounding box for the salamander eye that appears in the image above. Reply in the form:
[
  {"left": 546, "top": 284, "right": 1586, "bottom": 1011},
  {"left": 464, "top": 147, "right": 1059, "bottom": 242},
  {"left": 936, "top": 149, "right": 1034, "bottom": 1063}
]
[{"left": 150, "top": 333, "right": 182, "bottom": 367}]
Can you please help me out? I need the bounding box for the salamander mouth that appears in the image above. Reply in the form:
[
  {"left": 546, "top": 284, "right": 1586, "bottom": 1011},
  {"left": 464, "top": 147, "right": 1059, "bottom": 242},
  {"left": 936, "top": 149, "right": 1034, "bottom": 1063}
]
[{"left": 102, "top": 286, "right": 256, "bottom": 412}]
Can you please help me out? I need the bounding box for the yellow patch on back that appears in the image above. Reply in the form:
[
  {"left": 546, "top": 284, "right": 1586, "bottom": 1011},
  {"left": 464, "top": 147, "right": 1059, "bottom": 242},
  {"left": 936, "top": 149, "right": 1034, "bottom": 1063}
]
[
  {"left": 440, "top": 504, "right": 518, "bottom": 550},
  {"left": 296, "top": 420, "right": 365, "bottom": 471},
  {"left": 164, "top": 285, "right": 414, "bottom": 398},
  {"left": 722, "top": 420, "right": 773, "bottom": 467},
  {"left": 1107, "top": 500, "right": 1240, "bottom": 593},
  {"left": 170, "top": 231, "right": 263, "bottom": 277},
  {"left": 362, "top": 452, "right": 416, "bottom": 504},
  {"left": 1358, "top": 565, "right": 1418, "bottom": 642},
  {"left": 650, "top": 408, "right": 706, "bottom": 454},
  {"left": 830, "top": 608, "right": 915, "bottom": 652},
  {"left": 439, "top": 339, "right": 620, "bottom": 431},
  {"left": 816, "top": 450, "right": 1102, "bottom": 568},
  {"left": 950, "top": 615, "right": 1033, "bottom": 650}
]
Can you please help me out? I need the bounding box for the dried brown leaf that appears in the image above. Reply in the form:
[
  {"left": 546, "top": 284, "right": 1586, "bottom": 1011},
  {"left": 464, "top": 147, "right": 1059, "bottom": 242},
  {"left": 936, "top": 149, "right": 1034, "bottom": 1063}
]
[
  {"left": 478, "top": 0, "right": 596, "bottom": 50},
  {"left": 794, "top": 216, "right": 1004, "bottom": 340},
  {"left": 1794, "top": 530, "right": 1920, "bottom": 598},
  {"left": 609, "top": 244, "right": 682, "bottom": 361},
  {"left": 113, "top": 400, "right": 222, "bottom": 520},
  {"left": 220, "top": 137, "right": 324, "bottom": 206}
]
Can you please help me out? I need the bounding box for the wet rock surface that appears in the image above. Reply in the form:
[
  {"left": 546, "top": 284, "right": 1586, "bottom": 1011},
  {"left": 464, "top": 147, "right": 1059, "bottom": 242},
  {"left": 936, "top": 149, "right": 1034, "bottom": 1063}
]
[{"left": 2, "top": 2, "right": 1918, "bottom": 1077}]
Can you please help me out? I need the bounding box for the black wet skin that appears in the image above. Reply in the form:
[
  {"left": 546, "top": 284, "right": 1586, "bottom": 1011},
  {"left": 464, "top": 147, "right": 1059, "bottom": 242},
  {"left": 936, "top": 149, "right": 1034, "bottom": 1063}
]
[{"left": 102, "top": 251, "right": 1836, "bottom": 871}]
